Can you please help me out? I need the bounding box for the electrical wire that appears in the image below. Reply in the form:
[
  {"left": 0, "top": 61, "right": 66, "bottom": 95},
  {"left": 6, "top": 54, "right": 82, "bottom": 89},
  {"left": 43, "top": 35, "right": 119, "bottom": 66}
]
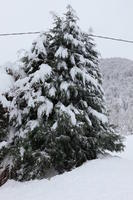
[{"left": 0, "top": 31, "right": 133, "bottom": 44}]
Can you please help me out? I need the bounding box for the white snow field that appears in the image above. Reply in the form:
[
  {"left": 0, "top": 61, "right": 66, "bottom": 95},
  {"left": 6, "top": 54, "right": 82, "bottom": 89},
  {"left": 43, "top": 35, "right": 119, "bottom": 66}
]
[{"left": 0, "top": 136, "right": 133, "bottom": 200}]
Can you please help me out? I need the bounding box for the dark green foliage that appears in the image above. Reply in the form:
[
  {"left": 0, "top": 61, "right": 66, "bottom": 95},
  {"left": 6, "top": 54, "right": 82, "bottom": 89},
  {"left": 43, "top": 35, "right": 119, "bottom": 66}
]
[{"left": 0, "top": 103, "right": 8, "bottom": 142}]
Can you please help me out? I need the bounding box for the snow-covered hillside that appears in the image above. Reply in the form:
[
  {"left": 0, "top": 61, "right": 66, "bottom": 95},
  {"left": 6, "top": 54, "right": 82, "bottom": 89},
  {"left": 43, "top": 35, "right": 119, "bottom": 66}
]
[
  {"left": 0, "top": 136, "right": 133, "bottom": 200},
  {"left": 100, "top": 58, "right": 133, "bottom": 135}
]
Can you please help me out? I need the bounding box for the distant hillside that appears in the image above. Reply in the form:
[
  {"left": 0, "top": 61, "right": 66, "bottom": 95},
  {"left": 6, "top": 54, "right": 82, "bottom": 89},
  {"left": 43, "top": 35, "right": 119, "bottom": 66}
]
[{"left": 100, "top": 57, "right": 133, "bottom": 135}]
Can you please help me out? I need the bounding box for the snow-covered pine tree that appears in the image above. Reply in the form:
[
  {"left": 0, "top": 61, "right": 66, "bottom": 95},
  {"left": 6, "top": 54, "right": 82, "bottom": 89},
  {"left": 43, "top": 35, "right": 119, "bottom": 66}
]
[
  {"left": 0, "top": 33, "right": 55, "bottom": 180},
  {"left": 46, "top": 5, "right": 124, "bottom": 172},
  {"left": 0, "top": 5, "right": 124, "bottom": 181}
]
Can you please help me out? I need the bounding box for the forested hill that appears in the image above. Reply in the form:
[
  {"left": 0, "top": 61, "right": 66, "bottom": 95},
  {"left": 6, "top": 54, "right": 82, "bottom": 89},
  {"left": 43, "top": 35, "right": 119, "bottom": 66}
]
[{"left": 100, "top": 57, "right": 133, "bottom": 135}]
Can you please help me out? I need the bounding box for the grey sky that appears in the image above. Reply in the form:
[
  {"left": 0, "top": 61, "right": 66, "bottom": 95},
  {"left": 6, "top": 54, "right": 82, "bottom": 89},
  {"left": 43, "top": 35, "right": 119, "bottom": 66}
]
[{"left": 0, "top": 0, "right": 132, "bottom": 64}]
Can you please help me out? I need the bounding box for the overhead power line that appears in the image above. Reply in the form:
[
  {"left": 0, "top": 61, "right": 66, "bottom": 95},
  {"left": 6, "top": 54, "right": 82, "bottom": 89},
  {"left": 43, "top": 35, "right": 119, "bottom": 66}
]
[
  {"left": 0, "top": 31, "right": 40, "bottom": 37},
  {"left": 0, "top": 31, "right": 133, "bottom": 44},
  {"left": 89, "top": 34, "right": 133, "bottom": 44}
]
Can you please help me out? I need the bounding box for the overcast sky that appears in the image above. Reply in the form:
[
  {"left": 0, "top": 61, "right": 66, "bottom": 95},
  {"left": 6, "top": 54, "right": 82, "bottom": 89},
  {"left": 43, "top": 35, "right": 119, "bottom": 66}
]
[{"left": 0, "top": 0, "right": 133, "bottom": 64}]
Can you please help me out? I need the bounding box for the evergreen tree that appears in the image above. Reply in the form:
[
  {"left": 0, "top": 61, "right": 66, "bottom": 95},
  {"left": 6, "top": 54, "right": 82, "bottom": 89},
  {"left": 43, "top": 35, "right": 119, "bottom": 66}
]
[{"left": 0, "top": 5, "right": 124, "bottom": 181}]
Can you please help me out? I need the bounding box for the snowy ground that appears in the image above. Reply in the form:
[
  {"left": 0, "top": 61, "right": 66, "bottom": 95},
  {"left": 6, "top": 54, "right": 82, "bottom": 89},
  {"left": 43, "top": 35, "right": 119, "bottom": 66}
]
[{"left": 0, "top": 136, "right": 133, "bottom": 200}]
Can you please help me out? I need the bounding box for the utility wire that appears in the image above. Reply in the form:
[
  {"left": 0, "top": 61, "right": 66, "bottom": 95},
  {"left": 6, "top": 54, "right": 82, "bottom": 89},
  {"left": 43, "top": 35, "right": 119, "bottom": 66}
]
[
  {"left": 0, "top": 31, "right": 133, "bottom": 44},
  {"left": 89, "top": 34, "right": 133, "bottom": 44},
  {"left": 0, "top": 31, "right": 40, "bottom": 36}
]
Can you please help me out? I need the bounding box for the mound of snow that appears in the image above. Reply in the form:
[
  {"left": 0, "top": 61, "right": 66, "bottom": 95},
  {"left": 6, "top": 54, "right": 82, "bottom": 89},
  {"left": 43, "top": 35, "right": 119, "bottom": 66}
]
[{"left": 0, "top": 136, "right": 133, "bottom": 200}]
